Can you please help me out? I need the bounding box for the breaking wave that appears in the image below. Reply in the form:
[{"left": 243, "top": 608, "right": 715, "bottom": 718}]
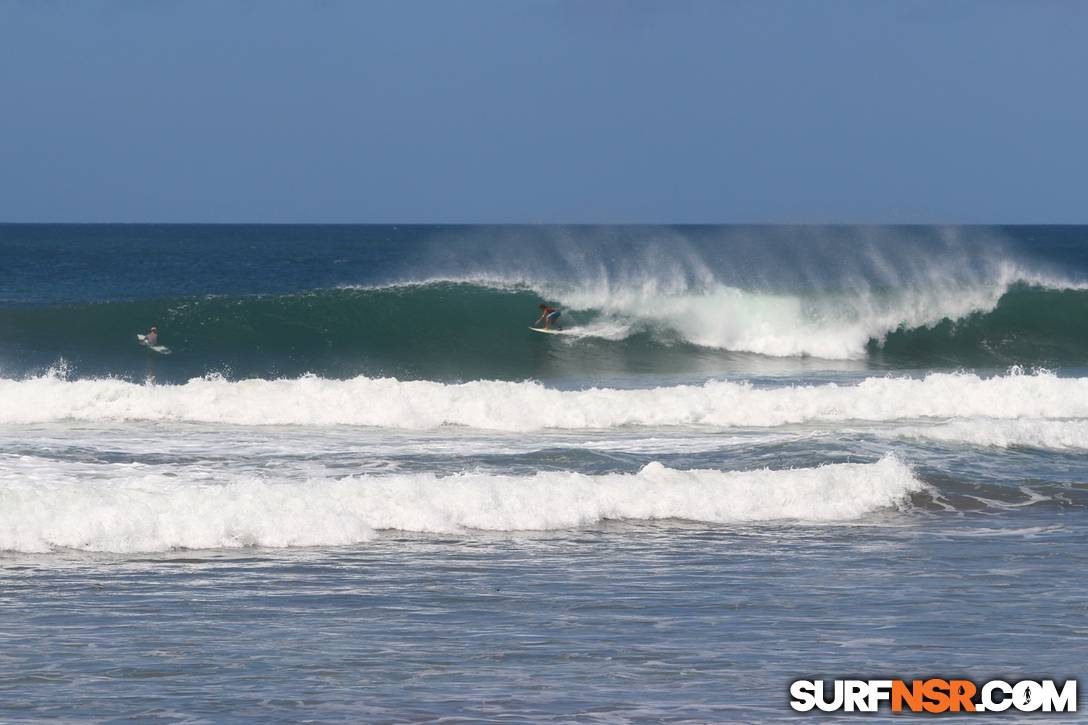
[
  {"left": 0, "top": 456, "right": 923, "bottom": 553},
  {"left": 4, "top": 225, "right": 1088, "bottom": 380},
  {"left": 889, "top": 419, "right": 1088, "bottom": 451},
  {"left": 1, "top": 276, "right": 1088, "bottom": 382},
  {"left": 1, "top": 369, "right": 1085, "bottom": 430}
]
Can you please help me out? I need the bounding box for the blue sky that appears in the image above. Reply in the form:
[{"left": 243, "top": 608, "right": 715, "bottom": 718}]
[{"left": 0, "top": 0, "right": 1085, "bottom": 223}]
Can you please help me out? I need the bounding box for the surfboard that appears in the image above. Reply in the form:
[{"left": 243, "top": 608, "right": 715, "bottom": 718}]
[
  {"left": 137, "top": 334, "right": 172, "bottom": 355},
  {"left": 529, "top": 326, "right": 564, "bottom": 335}
]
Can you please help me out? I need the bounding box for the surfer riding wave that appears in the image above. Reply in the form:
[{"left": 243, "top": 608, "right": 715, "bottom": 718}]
[{"left": 534, "top": 304, "right": 562, "bottom": 330}]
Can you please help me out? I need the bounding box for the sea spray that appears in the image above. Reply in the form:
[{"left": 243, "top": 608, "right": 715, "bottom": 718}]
[{"left": 3, "top": 277, "right": 1088, "bottom": 383}]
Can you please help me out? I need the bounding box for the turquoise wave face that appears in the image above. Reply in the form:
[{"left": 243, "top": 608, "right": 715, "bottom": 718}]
[
  {"left": 875, "top": 285, "right": 1088, "bottom": 367},
  {"left": 2, "top": 281, "right": 1087, "bottom": 382}
]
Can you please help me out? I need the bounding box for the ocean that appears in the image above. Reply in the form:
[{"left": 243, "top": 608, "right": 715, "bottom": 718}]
[{"left": 1, "top": 224, "right": 1085, "bottom": 722}]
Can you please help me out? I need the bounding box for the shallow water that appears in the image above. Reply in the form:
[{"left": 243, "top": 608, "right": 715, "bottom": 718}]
[{"left": 3, "top": 515, "right": 1085, "bottom": 723}]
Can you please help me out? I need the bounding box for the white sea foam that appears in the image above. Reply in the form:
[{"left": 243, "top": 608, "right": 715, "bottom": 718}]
[
  {"left": 1, "top": 370, "right": 1086, "bottom": 430},
  {"left": 890, "top": 419, "right": 1088, "bottom": 451},
  {"left": 543, "top": 260, "right": 1088, "bottom": 358},
  {"left": 385, "top": 257, "right": 1088, "bottom": 358},
  {"left": 0, "top": 456, "right": 923, "bottom": 553},
  {"left": 549, "top": 282, "right": 994, "bottom": 359}
]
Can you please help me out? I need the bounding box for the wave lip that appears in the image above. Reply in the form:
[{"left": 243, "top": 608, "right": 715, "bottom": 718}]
[
  {"left": 337, "top": 271, "right": 1088, "bottom": 361},
  {"left": 0, "top": 457, "right": 922, "bottom": 554},
  {"left": 1, "top": 370, "right": 1086, "bottom": 431}
]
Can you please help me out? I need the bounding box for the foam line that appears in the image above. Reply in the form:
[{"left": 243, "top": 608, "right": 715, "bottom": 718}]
[
  {"left": 0, "top": 456, "right": 923, "bottom": 553},
  {"left": 890, "top": 419, "right": 1088, "bottom": 451},
  {"left": 1, "top": 370, "right": 1086, "bottom": 430}
]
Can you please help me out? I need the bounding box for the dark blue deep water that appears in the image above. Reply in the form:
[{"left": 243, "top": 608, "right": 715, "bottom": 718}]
[{"left": 1, "top": 225, "right": 1086, "bottom": 722}]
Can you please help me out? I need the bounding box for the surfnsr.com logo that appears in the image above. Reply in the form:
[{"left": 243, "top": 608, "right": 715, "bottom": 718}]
[{"left": 789, "top": 679, "right": 1077, "bottom": 713}]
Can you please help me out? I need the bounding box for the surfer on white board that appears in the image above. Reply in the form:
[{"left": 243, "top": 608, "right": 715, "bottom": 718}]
[
  {"left": 534, "top": 304, "right": 562, "bottom": 330},
  {"left": 146, "top": 326, "right": 159, "bottom": 346}
]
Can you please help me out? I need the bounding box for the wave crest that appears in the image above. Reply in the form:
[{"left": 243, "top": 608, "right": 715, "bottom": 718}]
[
  {"left": 3, "top": 272, "right": 1087, "bottom": 383},
  {"left": 0, "top": 457, "right": 923, "bottom": 553},
  {"left": 2, "top": 370, "right": 1085, "bottom": 430}
]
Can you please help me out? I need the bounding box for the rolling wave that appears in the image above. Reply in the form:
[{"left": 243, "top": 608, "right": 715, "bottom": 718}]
[
  {"left": 889, "top": 419, "right": 1088, "bottom": 451},
  {"left": 2, "top": 370, "right": 1084, "bottom": 430},
  {"left": 1, "top": 273, "right": 1087, "bottom": 381},
  {"left": 0, "top": 456, "right": 923, "bottom": 553}
]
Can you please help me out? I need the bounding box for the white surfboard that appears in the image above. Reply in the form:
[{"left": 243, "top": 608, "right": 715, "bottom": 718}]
[
  {"left": 529, "top": 326, "right": 565, "bottom": 335},
  {"left": 137, "top": 334, "right": 172, "bottom": 355}
]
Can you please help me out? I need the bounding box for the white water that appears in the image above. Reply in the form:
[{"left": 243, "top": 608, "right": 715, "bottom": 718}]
[
  {"left": 0, "top": 456, "right": 922, "bottom": 553},
  {"left": 890, "top": 419, "right": 1088, "bottom": 451},
  {"left": 546, "top": 263, "right": 1088, "bottom": 357},
  {"left": 393, "top": 244, "right": 1088, "bottom": 358},
  {"left": 3, "top": 370, "right": 1087, "bottom": 430},
  {"left": 545, "top": 280, "right": 1004, "bottom": 359}
]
